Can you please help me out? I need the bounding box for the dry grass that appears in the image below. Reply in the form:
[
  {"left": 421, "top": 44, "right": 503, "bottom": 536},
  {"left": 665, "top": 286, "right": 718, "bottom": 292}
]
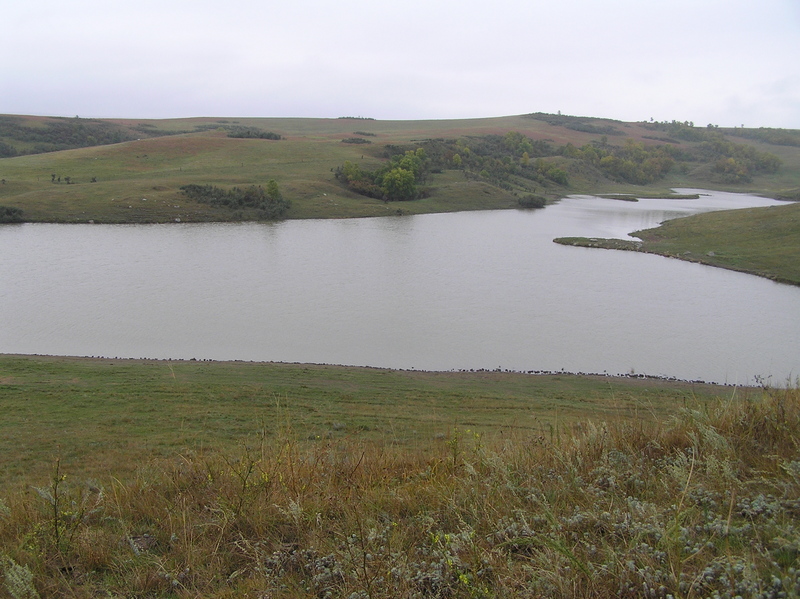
[{"left": 1, "top": 385, "right": 798, "bottom": 598}]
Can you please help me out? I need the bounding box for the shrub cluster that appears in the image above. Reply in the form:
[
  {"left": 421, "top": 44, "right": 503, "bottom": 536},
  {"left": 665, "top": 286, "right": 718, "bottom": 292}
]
[
  {"left": 0, "top": 141, "right": 17, "bottom": 158},
  {"left": 641, "top": 122, "right": 783, "bottom": 183},
  {"left": 698, "top": 139, "right": 782, "bottom": 183},
  {"left": 227, "top": 128, "right": 282, "bottom": 140},
  {"left": 0, "top": 116, "right": 133, "bottom": 155},
  {"left": 724, "top": 127, "right": 800, "bottom": 148},
  {"left": 180, "top": 181, "right": 290, "bottom": 219},
  {"left": 336, "top": 125, "right": 785, "bottom": 202},
  {"left": 424, "top": 134, "right": 569, "bottom": 188},
  {"left": 562, "top": 139, "right": 676, "bottom": 185},
  {"left": 0, "top": 206, "right": 23, "bottom": 223},
  {"left": 524, "top": 112, "right": 625, "bottom": 136},
  {"left": 518, "top": 194, "right": 547, "bottom": 209},
  {"left": 643, "top": 120, "right": 717, "bottom": 143},
  {"left": 335, "top": 148, "right": 429, "bottom": 201},
  {"left": 336, "top": 133, "right": 572, "bottom": 202}
]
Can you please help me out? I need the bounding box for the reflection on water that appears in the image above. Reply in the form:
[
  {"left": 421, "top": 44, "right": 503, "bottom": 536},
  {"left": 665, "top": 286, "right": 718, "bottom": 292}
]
[{"left": 0, "top": 190, "right": 797, "bottom": 385}]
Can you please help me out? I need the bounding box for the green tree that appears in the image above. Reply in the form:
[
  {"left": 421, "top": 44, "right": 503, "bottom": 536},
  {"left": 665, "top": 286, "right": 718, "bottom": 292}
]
[
  {"left": 381, "top": 168, "right": 416, "bottom": 200},
  {"left": 266, "top": 179, "right": 282, "bottom": 202}
]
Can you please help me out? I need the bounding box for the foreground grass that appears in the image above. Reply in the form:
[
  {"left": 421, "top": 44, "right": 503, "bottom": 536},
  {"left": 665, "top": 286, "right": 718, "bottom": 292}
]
[
  {"left": 0, "top": 355, "right": 733, "bottom": 490},
  {"left": 0, "top": 365, "right": 797, "bottom": 597},
  {"left": 555, "top": 202, "right": 800, "bottom": 286}
]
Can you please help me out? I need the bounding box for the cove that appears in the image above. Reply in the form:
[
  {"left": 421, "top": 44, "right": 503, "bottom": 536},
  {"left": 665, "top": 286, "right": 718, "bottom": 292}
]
[{"left": 0, "top": 189, "right": 797, "bottom": 385}]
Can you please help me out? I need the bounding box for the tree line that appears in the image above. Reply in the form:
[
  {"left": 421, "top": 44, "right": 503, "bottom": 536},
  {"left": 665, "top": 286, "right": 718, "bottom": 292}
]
[
  {"left": 226, "top": 128, "right": 282, "bottom": 140},
  {"left": 334, "top": 127, "right": 783, "bottom": 200},
  {"left": 0, "top": 116, "right": 133, "bottom": 155}
]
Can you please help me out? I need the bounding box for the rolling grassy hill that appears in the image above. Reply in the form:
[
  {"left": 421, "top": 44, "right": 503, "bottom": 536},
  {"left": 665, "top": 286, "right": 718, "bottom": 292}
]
[{"left": 1, "top": 113, "right": 798, "bottom": 223}]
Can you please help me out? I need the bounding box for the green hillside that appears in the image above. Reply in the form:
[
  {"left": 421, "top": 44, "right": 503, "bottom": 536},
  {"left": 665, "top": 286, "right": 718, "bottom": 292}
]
[{"left": 1, "top": 113, "right": 798, "bottom": 223}]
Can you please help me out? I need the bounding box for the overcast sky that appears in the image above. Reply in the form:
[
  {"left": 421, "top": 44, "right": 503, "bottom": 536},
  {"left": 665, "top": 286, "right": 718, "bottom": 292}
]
[{"left": 3, "top": 0, "right": 799, "bottom": 128}]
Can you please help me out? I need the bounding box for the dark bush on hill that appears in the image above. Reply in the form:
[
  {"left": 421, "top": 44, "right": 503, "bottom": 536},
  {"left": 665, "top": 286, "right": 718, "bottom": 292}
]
[
  {"left": 524, "top": 112, "right": 624, "bottom": 135},
  {"left": 724, "top": 127, "right": 800, "bottom": 147},
  {"left": 518, "top": 194, "right": 547, "bottom": 209},
  {"left": 0, "top": 141, "right": 18, "bottom": 157},
  {"left": 644, "top": 121, "right": 719, "bottom": 142},
  {"left": 341, "top": 137, "right": 372, "bottom": 144},
  {"left": 181, "top": 181, "right": 290, "bottom": 219},
  {"left": 0, "top": 116, "right": 132, "bottom": 155},
  {"left": 227, "top": 128, "right": 282, "bottom": 140},
  {"left": 0, "top": 206, "right": 24, "bottom": 223}
]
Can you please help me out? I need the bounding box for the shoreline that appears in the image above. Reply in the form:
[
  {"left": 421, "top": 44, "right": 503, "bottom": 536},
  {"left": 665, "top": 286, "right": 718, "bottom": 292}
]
[{"left": 0, "top": 352, "right": 752, "bottom": 388}]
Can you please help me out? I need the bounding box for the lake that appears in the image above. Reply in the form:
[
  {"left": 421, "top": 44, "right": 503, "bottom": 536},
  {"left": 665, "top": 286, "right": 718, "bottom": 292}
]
[{"left": 1, "top": 189, "right": 797, "bottom": 385}]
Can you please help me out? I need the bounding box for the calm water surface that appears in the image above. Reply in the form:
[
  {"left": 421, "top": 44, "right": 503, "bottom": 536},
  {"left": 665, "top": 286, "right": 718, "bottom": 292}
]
[{"left": 1, "top": 189, "right": 798, "bottom": 385}]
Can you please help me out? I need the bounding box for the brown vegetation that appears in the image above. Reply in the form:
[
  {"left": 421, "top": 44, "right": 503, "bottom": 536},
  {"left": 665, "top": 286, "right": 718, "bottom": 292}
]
[{"left": 1, "top": 386, "right": 798, "bottom": 598}]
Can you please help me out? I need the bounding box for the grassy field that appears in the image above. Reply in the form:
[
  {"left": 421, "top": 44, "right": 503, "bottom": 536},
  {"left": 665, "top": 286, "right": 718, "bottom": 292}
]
[
  {"left": 0, "top": 354, "right": 797, "bottom": 597},
  {"left": 555, "top": 201, "right": 800, "bottom": 286},
  {"left": 0, "top": 354, "right": 735, "bottom": 490},
  {"left": 1, "top": 114, "right": 799, "bottom": 223}
]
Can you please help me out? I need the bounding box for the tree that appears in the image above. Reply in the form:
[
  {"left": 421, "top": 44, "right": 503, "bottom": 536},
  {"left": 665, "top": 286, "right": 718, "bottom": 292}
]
[
  {"left": 266, "top": 179, "right": 282, "bottom": 202},
  {"left": 381, "top": 168, "right": 416, "bottom": 201},
  {"left": 338, "top": 160, "right": 364, "bottom": 183}
]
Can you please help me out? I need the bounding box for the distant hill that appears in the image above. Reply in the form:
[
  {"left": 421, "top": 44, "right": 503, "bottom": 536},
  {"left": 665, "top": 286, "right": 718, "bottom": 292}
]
[{"left": 0, "top": 113, "right": 798, "bottom": 223}]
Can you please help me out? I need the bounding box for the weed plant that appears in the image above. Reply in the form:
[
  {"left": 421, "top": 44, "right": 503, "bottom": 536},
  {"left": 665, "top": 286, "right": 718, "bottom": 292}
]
[{"left": 0, "top": 386, "right": 798, "bottom": 598}]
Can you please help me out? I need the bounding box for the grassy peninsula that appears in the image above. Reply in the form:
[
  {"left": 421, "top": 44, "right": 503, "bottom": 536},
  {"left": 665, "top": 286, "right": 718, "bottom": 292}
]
[
  {"left": 555, "top": 201, "right": 800, "bottom": 286},
  {"left": 0, "top": 355, "right": 798, "bottom": 597}
]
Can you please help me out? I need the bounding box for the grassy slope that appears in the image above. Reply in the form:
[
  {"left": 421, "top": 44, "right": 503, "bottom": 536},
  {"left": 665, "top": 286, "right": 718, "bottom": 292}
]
[
  {"left": 1, "top": 114, "right": 799, "bottom": 223},
  {"left": 0, "top": 354, "right": 733, "bottom": 490},
  {"left": 0, "top": 358, "right": 796, "bottom": 598}
]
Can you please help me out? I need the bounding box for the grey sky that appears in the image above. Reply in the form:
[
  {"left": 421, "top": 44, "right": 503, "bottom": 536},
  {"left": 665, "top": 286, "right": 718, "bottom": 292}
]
[{"left": 3, "top": 0, "right": 799, "bottom": 128}]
